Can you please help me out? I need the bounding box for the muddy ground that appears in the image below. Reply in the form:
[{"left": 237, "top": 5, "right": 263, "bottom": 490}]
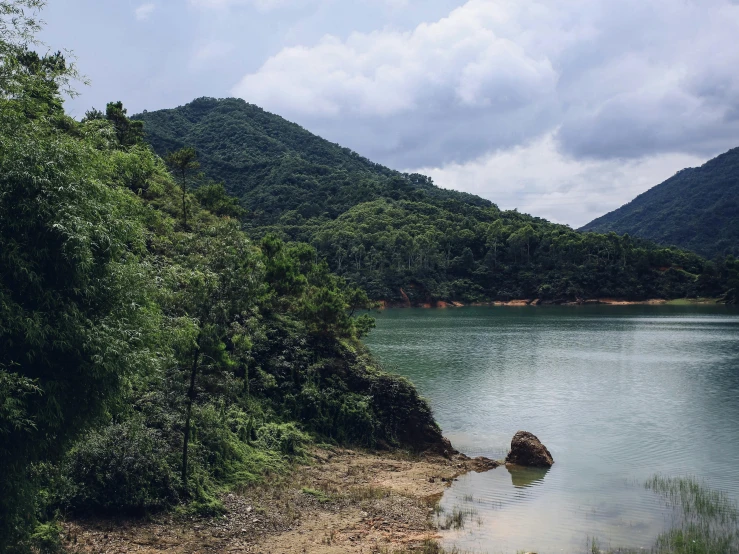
[{"left": 62, "top": 448, "right": 498, "bottom": 554}]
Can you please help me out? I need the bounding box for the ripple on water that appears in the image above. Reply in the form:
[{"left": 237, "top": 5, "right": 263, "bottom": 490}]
[{"left": 365, "top": 305, "right": 739, "bottom": 553}]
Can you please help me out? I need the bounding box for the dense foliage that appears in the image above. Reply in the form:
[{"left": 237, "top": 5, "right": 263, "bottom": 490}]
[
  {"left": 0, "top": 9, "right": 442, "bottom": 551},
  {"left": 582, "top": 147, "right": 739, "bottom": 259},
  {"left": 135, "top": 98, "right": 737, "bottom": 304}
]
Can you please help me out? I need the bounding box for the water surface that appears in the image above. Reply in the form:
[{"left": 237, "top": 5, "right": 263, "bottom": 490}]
[{"left": 364, "top": 305, "right": 739, "bottom": 553}]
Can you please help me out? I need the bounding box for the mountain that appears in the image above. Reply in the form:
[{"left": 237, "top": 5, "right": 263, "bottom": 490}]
[
  {"left": 135, "top": 98, "right": 737, "bottom": 304},
  {"left": 134, "top": 96, "right": 489, "bottom": 225},
  {"left": 581, "top": 147, "right": 739, "bottom": 259}
]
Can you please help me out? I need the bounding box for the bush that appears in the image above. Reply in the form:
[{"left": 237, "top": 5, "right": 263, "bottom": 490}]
[
  {"left": 29, "top": 521, "right": 63, "bottom": 554},
  {"left": 58, "top": 419, "right": 180, "bottom": 514},
  {"left": 256, "top": 422, "right": 310, "bottom": 455}
]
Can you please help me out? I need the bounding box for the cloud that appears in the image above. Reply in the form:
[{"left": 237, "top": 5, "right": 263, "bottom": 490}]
[
  {"left": 134, "top": 3, "right": 156, "bottom": 20},
  {"left": 555, "top": 0, "right": 739, "bottom": 160},
  {"left": 190, "top": 40, "right": 235, "bottom": 69},
  {"left": 413, "top": 132, "right": 708, "bottom": 227},
  {"left": 232, "top": 0, "right": 560, "bottom": 166},
  {"left": 189, "top": 0, "right": 407, "bottom": 10},
  {"left": 230, "top": 0, "right": 739, "bottom": 169},
  {"left": 189, "top": 0, "right": 321, "bottom": 11}
]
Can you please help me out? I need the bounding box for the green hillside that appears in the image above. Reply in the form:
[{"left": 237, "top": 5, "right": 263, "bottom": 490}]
[
  {"left": 1, "top": 28, "right": 441, "bottom": 549},
  {"left": 135, "top": 98, "right": 738, "bottom": 304},
  {"left": 581, "top": 147, "right": 739, "bottom": 259},
  {"left": 134, "top": 97, "right": 489, "bottom": 225}
]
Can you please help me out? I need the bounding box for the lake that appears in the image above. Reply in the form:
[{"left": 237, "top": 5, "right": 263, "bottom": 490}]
[{"left": 364, "top": 305, "right": 739, "bottom": 553}]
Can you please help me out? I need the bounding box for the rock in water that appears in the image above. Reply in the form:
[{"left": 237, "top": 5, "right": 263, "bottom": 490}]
[{"left": 505, "top": 431, "right": 554, "bottom": 467}]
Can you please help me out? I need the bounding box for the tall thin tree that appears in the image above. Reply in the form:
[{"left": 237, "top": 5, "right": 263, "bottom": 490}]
[{"left": 165, "top": 147, "right": 199, "bottom": 228}]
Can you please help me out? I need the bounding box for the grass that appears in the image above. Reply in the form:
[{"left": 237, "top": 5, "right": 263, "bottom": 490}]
[
  {"left": 300, "top": 487, "right": 331, "bottom": 503},
  {"left": 646, "top": 475, "right": 739, "bottom": 525},
  {"left": 586, "top": 476, "right": 739, "bottom": 554},
  {"left": 377, "top": 538, "right": 464, "bottom": 553},
  {"left": 437, "top": 505, "right": 478, "bottom": 531},
  {"left": 345, "top": 485, "right": 393, "bottom": 502}
]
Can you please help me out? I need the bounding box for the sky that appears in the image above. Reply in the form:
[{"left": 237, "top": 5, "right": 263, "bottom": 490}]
[{"left": 39, "top": 0, "right": 739, "bottom": 227}]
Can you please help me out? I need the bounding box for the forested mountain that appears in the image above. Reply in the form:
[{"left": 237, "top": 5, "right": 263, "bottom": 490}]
[
  {"left": 136, "top": 98, "right": 738, "bottom": 304},
  {"left": 134, "top": 97, "right": 490, "bottom": 224},
  {"left": 0, "top": 16, "right": 442, "bottom": 550},
  {"left": 581, "top": 147, "right": 739, "bottom": 259}
]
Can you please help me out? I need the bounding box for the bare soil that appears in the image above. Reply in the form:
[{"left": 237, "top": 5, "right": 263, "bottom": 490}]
[{"left": 62, "top": 448, "right": 498, "bottom": 554}]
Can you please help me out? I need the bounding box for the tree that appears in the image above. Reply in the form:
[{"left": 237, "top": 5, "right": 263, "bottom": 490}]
[
  {"left": 165, "top": 147, "right": 200, "bottom": 228},
  {"left": 105, "top": 101, "right": 144, "bottom": 146},
  {"left": 162, "top": 222, "right": 262, "bottom": 493},
  {"left": 194, "top": 181, "right": 245, "bottom": 218},
  {"left": 0, "top": 4, "right": 161, "bottom": 546},
  {"left": 0, "top": 100, "right": 160, "bottom": 549}
]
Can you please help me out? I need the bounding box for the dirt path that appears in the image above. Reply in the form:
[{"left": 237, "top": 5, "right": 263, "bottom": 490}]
[{"left": 63, "top": 448, "right": 497, "bottom": 554}]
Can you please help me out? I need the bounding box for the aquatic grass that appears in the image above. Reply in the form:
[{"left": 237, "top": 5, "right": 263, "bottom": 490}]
[
  {"left": 438, "top": 505, "right": 478, "bottom": 531},
  {"left": 646, "top": 475, "right": 739, "bottom": 554},
  {"left": 653, "top": 523, "right": 738, "bottom": 554},
  {"left": 377, "top": 538, "right": 464, "bottom": 553},
  {"left": 646, "top": 475, "right": 739, "bottom": 525},
  {"left": 586, "top": 476, "right": 739, "bottom": 554},
  {"left": 433, "top": 502, "right": 444, "bottom": 516}
]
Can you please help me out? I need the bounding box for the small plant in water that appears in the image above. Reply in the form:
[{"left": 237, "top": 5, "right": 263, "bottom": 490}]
[
  {"left": 438, "top": 505, "right": 478, "bottom": 531},
  {"left": 377, "top": 538, "right": 461, "bottom": 553}
]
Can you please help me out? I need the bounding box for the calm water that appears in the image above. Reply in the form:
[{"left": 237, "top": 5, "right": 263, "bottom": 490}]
[{"left": 364, "top": 305, "right": 739, "bottom": 553}]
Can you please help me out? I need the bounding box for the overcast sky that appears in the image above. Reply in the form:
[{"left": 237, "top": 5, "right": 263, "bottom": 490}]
[{"left": 40, "top": 0, "right": 739, "bottom": 227}]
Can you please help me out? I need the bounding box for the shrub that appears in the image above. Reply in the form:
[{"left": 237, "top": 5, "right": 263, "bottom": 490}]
[
  {"left": 58, "top": 419, "right": 180, "bottom": 514},
  {"left": 256, "top": 422, "right": 309, "bottom": 456}
]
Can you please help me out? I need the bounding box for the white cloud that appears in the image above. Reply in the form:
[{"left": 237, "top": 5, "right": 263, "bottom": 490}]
[
  {"left": 134, "top": 3, "right": 156, "bottom": 20},
  {"left": 171, "top": 0, "right": 739, "bottom": 225},
  {"left": 413, "top": 132, "right": 708, "bottom": 227},
  {"left": 229, "top": 0, "right": 739, "bottom": 171},
  {"left": 233, "top": 1, "right": 558, "bottom": 117}
]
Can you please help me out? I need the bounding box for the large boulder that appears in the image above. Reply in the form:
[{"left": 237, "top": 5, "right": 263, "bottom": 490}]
[{"left": 504, "top": 431, "right": 554, "bottom": 467}]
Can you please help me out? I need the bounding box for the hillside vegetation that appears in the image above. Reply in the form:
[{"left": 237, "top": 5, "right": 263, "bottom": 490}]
[
  {"left": 581, "top": 147, "right": 739, "bottom": 259},
  {"left": 0, "top": 9, "right": 444, "bottom": 551},
  {"left": 136, "top": 98, "right": 738, "bottom": 304}
]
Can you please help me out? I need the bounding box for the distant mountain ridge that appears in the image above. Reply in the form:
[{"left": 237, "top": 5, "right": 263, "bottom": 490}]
[
  {"left": 581, "top": 147, "right": 739, "bottom": 259},
  {"left": 134, "top": 97, "right": 736, "bottom": 304}
]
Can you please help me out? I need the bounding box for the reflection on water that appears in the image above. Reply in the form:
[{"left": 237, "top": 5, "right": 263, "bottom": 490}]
[
  {"left": 365, "top": 305, "right": 739, "bottom": 553},
  {"left": 507, "top": 464, "right": 549, "bottom": 488}
]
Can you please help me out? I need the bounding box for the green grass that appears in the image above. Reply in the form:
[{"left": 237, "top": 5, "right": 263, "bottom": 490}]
[
  {"left": 587, "top": 476, "right": 739, "bottom": 554},
  {"left": 301, "top": 487, "right": 332, "bottom": 503},
  {"left": 646, "top": 475, "right": 739, "bottom": 524},
  {"left": 438, "top": 505, "right": 478, "bottom": 531}
]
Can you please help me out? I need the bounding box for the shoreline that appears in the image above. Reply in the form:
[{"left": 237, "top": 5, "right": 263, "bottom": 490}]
[
  {"left": 378, "top": 297, "right": 724, "bottom": 309},
  {"left": 62, "top": 446, "right": 497, "bottom": 554}
]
